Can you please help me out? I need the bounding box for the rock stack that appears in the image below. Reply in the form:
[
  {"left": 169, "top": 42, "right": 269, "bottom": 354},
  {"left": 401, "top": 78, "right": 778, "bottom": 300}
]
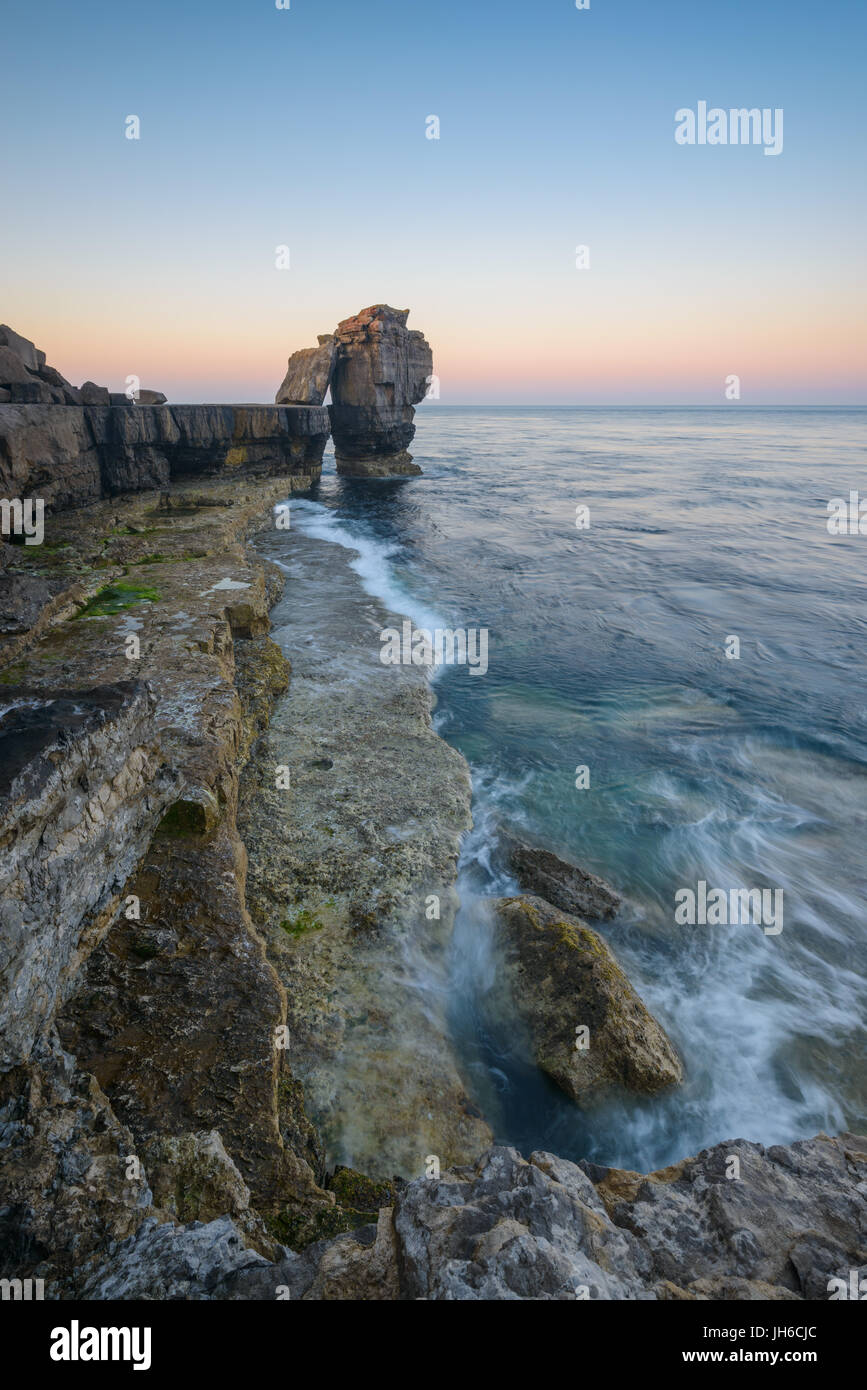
[{"left": 275, "top": 305, "right": 433, "bottom": 477}]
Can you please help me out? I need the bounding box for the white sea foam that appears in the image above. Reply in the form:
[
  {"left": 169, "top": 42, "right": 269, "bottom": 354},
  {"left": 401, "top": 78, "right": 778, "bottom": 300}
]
[
  {"left": 270, "top": 405, "right": 867, "bottom": 1171},
  {"left": 278, "top": 498, "right": 450, "bottom": 675}
]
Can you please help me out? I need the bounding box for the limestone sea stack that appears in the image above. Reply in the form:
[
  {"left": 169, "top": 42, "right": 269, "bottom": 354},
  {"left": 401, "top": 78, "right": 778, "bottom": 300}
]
[{"left": 329, "top": 305, "right": 433, "bottom": 477}]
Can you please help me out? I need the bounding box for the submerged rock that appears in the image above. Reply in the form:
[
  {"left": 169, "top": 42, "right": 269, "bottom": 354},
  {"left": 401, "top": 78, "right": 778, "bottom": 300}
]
[
  {"left": 501, "top": 830, "right": 621, "bottom": 920},
  {"left": 328, "top": 304, "right": 432, "bottom": 476},
  {"left": 489, "top": 895, "right": 682, "bottom": 1104},
  {"left": 275, "top": 334, "right": 336, "bottom": 406}
]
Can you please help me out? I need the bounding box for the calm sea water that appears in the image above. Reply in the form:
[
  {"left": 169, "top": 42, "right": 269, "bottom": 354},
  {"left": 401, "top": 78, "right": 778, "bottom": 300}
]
[{"left": 288, "top": 407, "right": 867, "bottom": 1171}]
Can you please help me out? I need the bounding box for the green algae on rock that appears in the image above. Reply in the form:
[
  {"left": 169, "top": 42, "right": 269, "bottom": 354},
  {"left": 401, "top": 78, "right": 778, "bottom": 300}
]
[
  {"left": 0, "top": 475, "right": 345, "bottom": 1289},
  {"left": 488, "top": 894, "right": 683, "bottom": 1105},
  {"left": 75, "top": 580, "right": 161, "bottom": 617}
]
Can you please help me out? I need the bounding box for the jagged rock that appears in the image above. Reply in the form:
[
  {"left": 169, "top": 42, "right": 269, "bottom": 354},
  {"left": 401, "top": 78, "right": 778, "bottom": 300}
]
[
  {"left": 38, "top": 364, "right": 72, "bottom": 390},
  {"left": 489, "top": 895, "right": 682, "bottom": 1104},
  {"left": 79, "top": 382, "right": 110, "bottom": 406},
  {"left": 328, "top": 304, "right": 432, "bottom": 476},
  {"left": 394, "top": 1146, "right": 653, "bottom": 1299},
  {"left": 0, "top": 1030, "right": 153, "bottom": 1284},
  {"left": 275, "top": 335, "right": 336, "bottom": 406},
  {"left": 137, "top": 390, "right": 168, "bottom": 405},
  {"left": 59, "top": 1132, "right": 867, "bottom": 1300},
  {"left": 0, "top": 325, "right": 41, "bottom": 373},
  {"left": 139, "top": 1129, "right": 282, "bottom": 1260},
  {"left": 0, "top": 330, "right": 78, "bottom": 406},
  {"left": 0, "top": 345, "right": 36, "bottom": 388},
  {"left": 5, "top": 380, "right": 65, "bottom": 405},
  {"left": 589, "top": 1131, "right": 867, "bottom": 1298},
  {"left": 76, "top": 1215, "right": 276, "bottom": 1301},
  {"left": 142, "top": 1131, "right": 253, "bottom": 1227},
  {"left": 294, "top": 1206, "right": 400, "bottom": 1300},
  {"left": 501, "top": 830, "right": 621, "bottom": 920}
]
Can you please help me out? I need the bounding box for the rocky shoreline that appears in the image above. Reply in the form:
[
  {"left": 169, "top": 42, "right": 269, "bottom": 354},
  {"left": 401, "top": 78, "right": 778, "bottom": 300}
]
[
  {"left": 1, "top": 323, "right": 865, "bottom": 1300},
  {"left": 238, "top": 526, "right": 491, "bottom": 1179}
]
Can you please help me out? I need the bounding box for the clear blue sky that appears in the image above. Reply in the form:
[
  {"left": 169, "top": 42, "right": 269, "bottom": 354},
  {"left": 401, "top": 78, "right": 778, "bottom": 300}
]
[{"left": 2, "top": 0, "right": 865, "bottom": 402}]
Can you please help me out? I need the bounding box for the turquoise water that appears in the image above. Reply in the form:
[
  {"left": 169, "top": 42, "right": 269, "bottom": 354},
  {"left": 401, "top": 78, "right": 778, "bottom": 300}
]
[{"left": 288, "top": 407, "right": 867, "bottom": 1171}]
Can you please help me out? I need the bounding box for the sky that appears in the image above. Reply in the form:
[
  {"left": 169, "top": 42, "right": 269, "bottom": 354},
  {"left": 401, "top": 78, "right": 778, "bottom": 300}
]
[{"left": 1, "top": 0, "right": 865, "bottom": 404}]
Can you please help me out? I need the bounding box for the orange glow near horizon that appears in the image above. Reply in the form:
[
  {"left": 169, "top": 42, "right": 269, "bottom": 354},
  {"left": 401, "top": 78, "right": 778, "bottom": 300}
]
[{"left": 10, "top": 283, "right": 866, "bottom": 405}]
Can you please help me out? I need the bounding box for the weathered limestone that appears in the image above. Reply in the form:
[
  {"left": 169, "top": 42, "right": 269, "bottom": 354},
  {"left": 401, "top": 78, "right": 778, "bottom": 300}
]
[
  {"left": 500, "top": 829, "right": 622, "bottom": 920},
  {"left": 328, "top": 305, "right": 433, "bottom": 476},
  {"left": 0, "top": 325, "right": 43, "bottom": 373},
  {"left": 0, "top": 326, "right": 330, "bottom": 507},
  {"left": 273, "top": 306, "right": 432, "bottom": 474},
  {"left": 0, "top": 681, "right": 175, "bottom": 1070},
  {"left": 0, "top": 402, "right": 330, "bottom": 505},
  {"left": 0, "top": 325, "right": 83, "bottom": 405},
  {"left": 0, "top": 1029, "right": 154, "bottom": 1282},
  {"left": 0, "top": 480, "right": 348, "bottom": 1290},
  {"left": 0, "top": 405, "right": 104, "bottom": 509},
  {"left": 73, "top": 1133, "right": 867, "bottom": 1300},
  {"left": 488, "top": 895, "right": 683, "bottom": 1104},
  {"left": 79, "top": 382, "right": 111, "bottom": 407},
  {"left": 238, "top": 525, "right": 492, "bottom": 1179},
  {"left": 275, "top": 335, "right": 336, "bottom": 405}
]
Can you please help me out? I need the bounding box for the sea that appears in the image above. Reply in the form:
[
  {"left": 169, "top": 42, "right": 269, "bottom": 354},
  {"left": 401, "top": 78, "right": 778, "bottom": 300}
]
[{"left": 284, "top": 406, "right": 867, "bottom": 1172}]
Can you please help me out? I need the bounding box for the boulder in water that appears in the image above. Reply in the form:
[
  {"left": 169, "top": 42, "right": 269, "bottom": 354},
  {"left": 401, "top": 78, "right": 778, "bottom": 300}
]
[
  {"left": 501, "top": 830, "right": 621, "bottom": 920},
  {"left": 490, "top": 894, "right": 682, "bottom": 1104}
]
